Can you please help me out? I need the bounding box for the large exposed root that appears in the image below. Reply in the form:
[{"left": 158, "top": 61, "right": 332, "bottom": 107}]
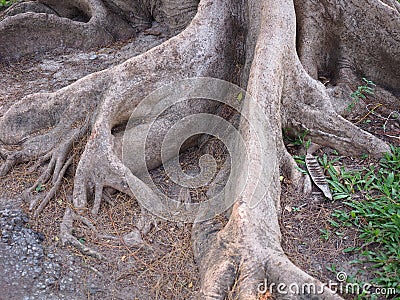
[
  {"left": 1, "top": 0, "right": 240, "bottom": 258},
  {"left": 0, "top": 71, "right": 110, "bottom": 214},
  {"left": 190, "top": 0, "right": 396, "bottom": 299},
  {"left": 282, "top": 65, "right": 391, "bottom": 157},
  {"left": 0, "top": 0, "right": 200, "bottom": 61},
  {"left": 69, "top": 0, "right": 238, "bottom": 212},
  {"left": 0, "top": 0, "right": 136, "bottom": 61},
  {"left": 193, "top": 205, "right": 344, "bottom": 300},
  {"left": 0, "top": 0, "right": 399, "bottom": 299},
  {"left": 295, "top": 0, "right": 400, "bottom": 90}
]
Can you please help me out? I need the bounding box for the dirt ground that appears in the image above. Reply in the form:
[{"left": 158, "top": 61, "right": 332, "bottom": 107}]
[{"left": 0, "top": 23, "right": 399, "bottom": 300}]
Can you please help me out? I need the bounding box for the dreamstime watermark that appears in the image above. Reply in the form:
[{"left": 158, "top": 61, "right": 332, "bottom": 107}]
[
  {"left": 122, "top": 77, "right": 277, "bottom": 223},
  {"left": 257, "top": 271, "right": 398, "bottom": 297}
]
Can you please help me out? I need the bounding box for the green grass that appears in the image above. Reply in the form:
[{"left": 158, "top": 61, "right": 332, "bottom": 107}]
[
  {"left": 325, "top": 145, "right": 400, "bottom": 297},
  {"left": 283, "top": 128, "right": 311, "bottom": 148},
  {"left": 347, "top": 78, "right": 376, "bottom": 111},
  {"left": 0, "top": 0, "right": 16, "bottom": 8}
]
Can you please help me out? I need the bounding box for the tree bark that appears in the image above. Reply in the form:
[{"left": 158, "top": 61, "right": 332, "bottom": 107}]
[{"left": 0, "top": 0, "right": 399, "bottom": 299}]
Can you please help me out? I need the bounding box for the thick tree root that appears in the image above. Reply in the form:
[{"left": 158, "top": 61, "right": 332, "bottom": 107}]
[
  {"left": 0, "top": 0, "right": 200, "bottom": 61},
  {"left": 72, "top": 125, "right": 135, "bottom": 214},
  {"left": 0, "top": 0, "right": 137, "bottom": 61},
  {"left": 295, "top": 0, "right": 400, "bottom": 90},
  {"left": 192, "top": 201, "right": 344, "bottom": 300},
  {"left": 190, "top": 0, "right": 395, "bottom": 298},
  {"left": 0, "top": 0, "right": 398, "bottom": 298},
  {"left": 282, "top": 64, "right": 391, "bottom": 157},
  {"left": 68, "top": 0, "right": 237, "bottom": 214},
  {"left": 1, "top": 0, "right": 238, "bottom": 259},
  {"left": 60, "top": 207, "right": 105, "bottom": 260}
]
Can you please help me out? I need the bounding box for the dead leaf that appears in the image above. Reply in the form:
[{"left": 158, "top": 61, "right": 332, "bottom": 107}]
[
  {"left": 305, "top": 154, "right": 332, "bottom": 200},
  {"left": 284, "top": 205, "right": 292, "bottom": 212}
]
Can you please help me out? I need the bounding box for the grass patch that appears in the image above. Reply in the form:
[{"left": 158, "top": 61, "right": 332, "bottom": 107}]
[
  {"left": 324, "top": 145, "right": 400, "bottom": 297},
  {"left": 0, "top": 0, "right": 16, "bottom": 8}
]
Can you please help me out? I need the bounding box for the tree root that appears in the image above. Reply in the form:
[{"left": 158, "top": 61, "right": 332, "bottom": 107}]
[
  {"left": 60, "top": 207, "right": 105, "bottom": 260},
  {"left": 0, "top": 0, "right": 398, "bottom": 298},
  {"left": 26, "top": 120, "right": 90, "bottom": 215},
  {"left": 72, "top": 124, "right": 134, "bottom": 214},
  {"left": 192, "top": 201, "right": 344, "bottom": 300},
  {"left": 0, "top": 0, "right": 143, "bottom": 61},
  {"left": 327, "top": 73, "right": 400, "bottom": 117},
  {"left": 67, "top": 0, "right": 238, "bottom": 215},
  {"left": 190, "top": 0, "right": 395, "bottom": 298},
  {"left": 30, "top": 155, "right": 75, "bottom": 217},
  {"left": 1, "top": 0, "right": 239, "bottom": 261},
  {"left": 0, "top": 0, "right": 200, "bottom": 61},
  {"left": 0, "top": 124, "right": 78, "bottom": 176},
  {"left": 282, "top": 64, "right": 391, "bottom": 158}
]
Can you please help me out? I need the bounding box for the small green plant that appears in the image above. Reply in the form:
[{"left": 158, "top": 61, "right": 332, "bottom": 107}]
[
  {"left": 283, "top": 129, "right": 311, "bottom": 147},
  {"left": 0, "top": 0, "right": 16, "bottom": 8},
  {"left": 324, "top": 164, "right": 358, "bottom": 201},
  {"left": 326, "top": 263, "right": 338, "bottom": 274},
  {"left": 347, "top": 78, "right": 376, "bottom": 111},
  {"left": 320, "top": 228, "right": 331, "bottom": 240},
  {"left": 291, "top": 206, "right": 301, "bottom": 212},
  {"left": 327, "top": 145, "right": 400, "bottom": 293},
  {"left": 293, "top": 155, "right": 308, "bottom": 174},
  {"left": 35, "top": 183, "right": 46, "bottom": 192},
  {"left": 318, "top": 153, "right": 341, "bottom": 171}
]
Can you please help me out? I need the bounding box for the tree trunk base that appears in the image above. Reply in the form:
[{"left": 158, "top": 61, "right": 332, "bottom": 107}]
[{"left": 0, "top": 0, "right": 398, "bottom": 299}]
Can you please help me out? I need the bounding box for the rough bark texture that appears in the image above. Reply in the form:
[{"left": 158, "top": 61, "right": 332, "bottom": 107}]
[
  {"left": 0, "top": 0, "right": 198, "bottom": 61},
  {"left": 0, "top": 0, "right": 399, "bottom": 299}
]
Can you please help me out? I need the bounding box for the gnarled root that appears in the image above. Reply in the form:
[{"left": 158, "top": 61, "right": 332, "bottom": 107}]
[
  {"left": 0, "top": 70, "right": 110, "bottom": 215},
  {"left": 190, "top": 0, "right": 396, "bottom": 298},
  {"left": 0, "top": 0, "right": 200, "bottom": 61},
  {"left": 71, "top": 124, "right": 134, "bottom": 215},
  {"left": 27, "top": 120, "right": 90, "bottom": 217},
  {"left": 0, "top": 0, "right": 398, "bottom": 298},
  {"left": 60, "top": 0, "right": 237, "bottom": 254},
  {"left": 0, "top": 0, "right": 137, "bottom": 61},
  {"left": 60, "top": 206, "right": 105, "bottom": 259},
  {"left": 1, "top": 0, "right": 238, "bottom": 257},
  {"left": 192, "top": 202, "right": 344, "bottom": 300},
  {"left": 282, "top": 63, "right": 390, "bottom": 158}
]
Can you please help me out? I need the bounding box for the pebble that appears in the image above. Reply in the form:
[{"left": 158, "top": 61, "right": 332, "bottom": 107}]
[{"left": 0, "top": 209, "right": 80, "bottom": 299}]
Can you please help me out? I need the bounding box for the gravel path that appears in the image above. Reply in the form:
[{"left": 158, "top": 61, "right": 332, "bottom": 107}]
[{"left": 0, "top": 208, "right": 88, "bottom": 300}]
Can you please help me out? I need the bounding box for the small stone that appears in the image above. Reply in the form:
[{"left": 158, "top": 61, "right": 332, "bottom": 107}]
[
  {"left": 88, "top": 284, "right": 103, "bottom": 295},
  {"left": 122, "top": 229, "right": 143, "bottom": 247},
  {"left": 45, "top": 276, "right": 56, "bottom": 286},
  {"left": 37, "top": 282, "right": 46, "bottom": 289}
]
